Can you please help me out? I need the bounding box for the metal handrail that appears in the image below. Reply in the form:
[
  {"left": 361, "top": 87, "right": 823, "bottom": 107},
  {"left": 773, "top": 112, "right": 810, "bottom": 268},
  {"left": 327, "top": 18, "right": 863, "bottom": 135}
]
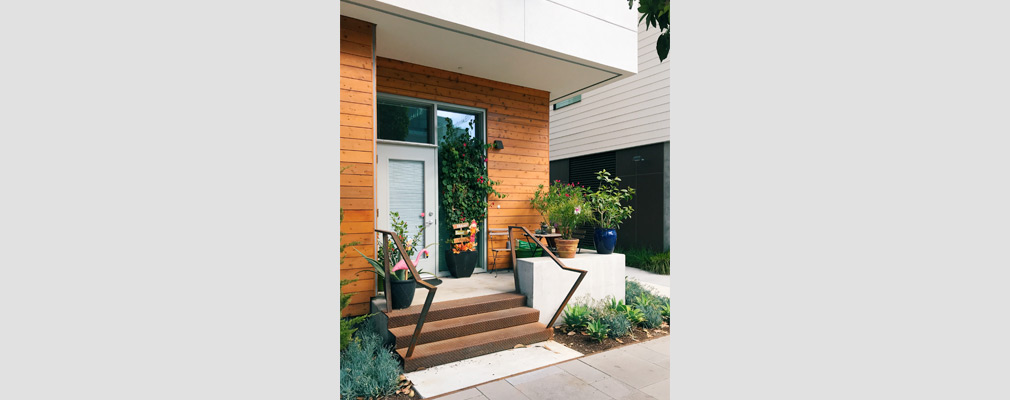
[
  {"left": 507, "top": 226, "right": 587, "bottom": 328},
  {"left": 375, "top": 229, "right": 436, "bottom": 358}
]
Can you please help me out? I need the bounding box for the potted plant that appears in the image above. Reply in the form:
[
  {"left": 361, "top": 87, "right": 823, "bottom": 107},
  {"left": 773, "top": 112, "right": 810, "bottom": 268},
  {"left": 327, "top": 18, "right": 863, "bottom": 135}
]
[
  {"left": 354, "top": 212, "right": 434, "bottom": 309},
  {"left": 534, "top": 180, "right": 589, "bottom": 258},
  {"left": 438, "top": 118, "right": 506, "bottom": 277},
  {"left": 586, "top": 169, "right": 635, "bottom": 254},
  {"left": 445, "top": 220, "right": 479, "bottom": 278},
  {"left": 530, "top": 185, "right": 551, "bottom": 233}
]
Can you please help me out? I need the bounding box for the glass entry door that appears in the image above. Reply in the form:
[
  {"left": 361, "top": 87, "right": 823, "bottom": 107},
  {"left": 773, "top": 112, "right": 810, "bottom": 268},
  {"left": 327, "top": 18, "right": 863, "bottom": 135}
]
[{"left": 376, "top": 142, "right": 439, "bottom": 277}]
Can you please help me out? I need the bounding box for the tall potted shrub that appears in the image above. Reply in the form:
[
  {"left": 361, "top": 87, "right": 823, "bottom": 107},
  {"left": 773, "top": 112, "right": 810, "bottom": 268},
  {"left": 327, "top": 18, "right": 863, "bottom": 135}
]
[
  {"left": 438, "top": 119, "right": 506, "bottom": 278},
  {"left": 586, "top": 170, "right": 635, "bottom": 254}
]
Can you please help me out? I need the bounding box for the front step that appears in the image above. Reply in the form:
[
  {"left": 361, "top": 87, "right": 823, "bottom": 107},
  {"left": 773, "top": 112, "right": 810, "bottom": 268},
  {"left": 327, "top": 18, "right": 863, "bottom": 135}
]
[
  {"left": 389, "top": 307, "right": 541, "bottom": 349},
  {"left": 385, "top": 292, "right": 527, "bottom": 328},
  {"left": 395, "top": 322, "right": 553, "bottom": 372},
  {"left": 383, "top": 292, "right": 554, "bottom": 372}
]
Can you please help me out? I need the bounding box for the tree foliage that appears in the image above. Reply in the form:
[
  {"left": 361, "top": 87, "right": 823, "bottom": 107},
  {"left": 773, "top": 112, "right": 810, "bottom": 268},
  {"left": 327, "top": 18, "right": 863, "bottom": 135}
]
[{"left": 628, "top": 0, "right": 671, "bottom": 61}]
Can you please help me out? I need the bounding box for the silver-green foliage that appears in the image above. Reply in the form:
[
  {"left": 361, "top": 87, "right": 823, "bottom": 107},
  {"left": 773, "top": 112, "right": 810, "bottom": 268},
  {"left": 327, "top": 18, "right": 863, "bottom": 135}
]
[
  {"left": 339, "top": 330, "right": 401, "bottom": 399},
  {"left": 640, "top": 305, "right": 664, "bottom": 329},
  {"left": 600, "top": 311, "right": 632, "bottom": 337}
]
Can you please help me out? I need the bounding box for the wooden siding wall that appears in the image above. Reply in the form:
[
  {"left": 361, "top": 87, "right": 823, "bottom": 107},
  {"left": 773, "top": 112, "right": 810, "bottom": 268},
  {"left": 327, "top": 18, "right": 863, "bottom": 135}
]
[
  {"left": 375, "top": 57, "right": 551, "bottom": 271},
  {"left": 340, "top": 16, "right": 375, "bottom": 317}
]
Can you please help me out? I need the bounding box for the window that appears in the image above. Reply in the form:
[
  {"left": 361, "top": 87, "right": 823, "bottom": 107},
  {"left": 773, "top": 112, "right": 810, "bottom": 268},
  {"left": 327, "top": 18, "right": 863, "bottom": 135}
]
[
  {"left": 376, "top": 94, "right": 484, "bottom": 146},
  {"left": 552, "top": 94, "right": 581, "bottom": 110},
  {"left": 377, "top": 100, "right": 431, "bottom": 144}
]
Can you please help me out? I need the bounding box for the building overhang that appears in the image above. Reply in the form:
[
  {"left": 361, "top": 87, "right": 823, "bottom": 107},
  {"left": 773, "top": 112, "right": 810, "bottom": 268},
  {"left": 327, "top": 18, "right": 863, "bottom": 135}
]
[{"left": 341, "top": 0, "right": 638, "bottom": 104}]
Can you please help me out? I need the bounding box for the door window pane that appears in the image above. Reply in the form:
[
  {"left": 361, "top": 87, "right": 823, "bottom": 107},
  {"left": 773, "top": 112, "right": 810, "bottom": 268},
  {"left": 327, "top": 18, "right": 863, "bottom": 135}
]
[
  {"left": 437, "top": 109, "right": 479, "bottom": 143},
  {"left": 378, "top": 102, "right": 431, "bottom": 143}
]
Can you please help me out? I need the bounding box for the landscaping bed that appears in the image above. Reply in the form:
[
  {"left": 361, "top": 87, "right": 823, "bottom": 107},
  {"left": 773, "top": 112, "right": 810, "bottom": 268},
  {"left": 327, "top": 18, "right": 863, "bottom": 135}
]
[
  {"left": 552, "top": 278, "right": 670, "bottom": 357},
  {"left": 553, "top": 322, "right": 669, "bottom": 356}
]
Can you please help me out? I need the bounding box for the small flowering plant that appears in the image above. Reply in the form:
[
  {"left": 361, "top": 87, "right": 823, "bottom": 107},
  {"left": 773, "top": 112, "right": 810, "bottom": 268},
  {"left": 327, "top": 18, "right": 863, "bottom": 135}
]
[
  {"left": 376, "top": 211, "right": 426, "bottom": 270},
  {"left": 354, "top": 212, "right": 435, "bottom": 283},
  {"left": 450, "top": 220, "right": 479, "bottom": 253},
  {"left": 531, "top": 180, "right": 590, "bottom": 239}
]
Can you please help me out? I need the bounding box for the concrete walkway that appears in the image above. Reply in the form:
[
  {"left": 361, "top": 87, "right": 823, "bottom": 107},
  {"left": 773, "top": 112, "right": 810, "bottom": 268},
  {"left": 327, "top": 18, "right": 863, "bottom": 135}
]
[
  {"left": 623, "top": 266, "right": 670, "bottom": 298},
  {"left": 434, "top": 336, "right": 670, "bottom": 400}
]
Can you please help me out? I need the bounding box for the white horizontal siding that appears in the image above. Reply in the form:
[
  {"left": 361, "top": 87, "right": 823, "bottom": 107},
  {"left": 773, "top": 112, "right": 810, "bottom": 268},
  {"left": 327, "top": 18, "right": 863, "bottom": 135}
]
[{"left": 549, "top": 23, "right": 670, "bottom": 160}]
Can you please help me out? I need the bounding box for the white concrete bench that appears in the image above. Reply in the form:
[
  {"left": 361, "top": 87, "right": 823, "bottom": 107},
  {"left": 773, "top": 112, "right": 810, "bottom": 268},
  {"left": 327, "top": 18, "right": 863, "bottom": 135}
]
[{"left": 516, "top": 250, "right": 626, "bottom": 327}]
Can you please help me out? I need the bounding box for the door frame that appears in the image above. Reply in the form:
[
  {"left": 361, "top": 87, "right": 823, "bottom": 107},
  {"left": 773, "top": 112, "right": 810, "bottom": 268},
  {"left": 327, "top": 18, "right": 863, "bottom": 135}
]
[{"left": 375, "top": 92, "right": 489, "bottom": 274}]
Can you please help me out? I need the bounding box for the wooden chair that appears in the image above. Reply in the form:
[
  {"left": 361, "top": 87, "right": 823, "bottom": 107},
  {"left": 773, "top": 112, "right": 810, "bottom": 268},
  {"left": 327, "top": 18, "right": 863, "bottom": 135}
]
[
  {"left": 489, "top": 228, "right": 511, "bottom": 276},
  {"left": 572, "top": 227, "right": 589, "bottom": 254}
]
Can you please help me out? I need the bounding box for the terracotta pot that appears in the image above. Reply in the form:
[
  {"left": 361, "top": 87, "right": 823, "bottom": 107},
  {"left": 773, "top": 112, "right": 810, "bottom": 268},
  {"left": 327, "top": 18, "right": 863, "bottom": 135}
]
[{"left": 555, "top": 238, "right": 579, "bottom": 258}]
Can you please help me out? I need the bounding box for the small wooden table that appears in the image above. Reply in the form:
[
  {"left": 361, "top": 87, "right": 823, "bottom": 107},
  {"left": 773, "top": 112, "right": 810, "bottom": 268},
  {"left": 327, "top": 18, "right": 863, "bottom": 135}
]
[{"left": 529, "top": 233, "right": 562, "bottom": 253}]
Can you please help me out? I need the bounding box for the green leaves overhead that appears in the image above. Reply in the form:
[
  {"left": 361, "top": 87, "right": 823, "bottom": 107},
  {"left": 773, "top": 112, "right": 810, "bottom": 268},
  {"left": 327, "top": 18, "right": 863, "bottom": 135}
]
[{"left": 628, "top": 0, "right": 671, "bottom": 62}]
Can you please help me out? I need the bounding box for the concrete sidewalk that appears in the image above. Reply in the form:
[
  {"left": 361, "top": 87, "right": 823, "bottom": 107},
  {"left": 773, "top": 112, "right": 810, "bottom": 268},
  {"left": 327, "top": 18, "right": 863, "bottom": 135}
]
[
  {"left": 624, "top": 266, "right": 670, "bottom": 298},
  {"left": 434, "top": 336, "right": 670, "bottom": 400}
]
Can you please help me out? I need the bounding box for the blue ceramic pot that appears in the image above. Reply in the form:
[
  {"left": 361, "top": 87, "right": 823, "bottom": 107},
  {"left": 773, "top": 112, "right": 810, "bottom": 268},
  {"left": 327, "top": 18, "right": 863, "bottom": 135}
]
[{"left": 593, "top": 228, "right": 617, "bottom": 254}]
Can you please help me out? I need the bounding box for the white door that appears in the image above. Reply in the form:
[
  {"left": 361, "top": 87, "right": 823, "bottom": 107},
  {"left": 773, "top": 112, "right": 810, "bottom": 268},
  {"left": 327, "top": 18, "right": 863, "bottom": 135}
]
[{"left": 376, "top": 142, "right": 439, "bottom": 277}]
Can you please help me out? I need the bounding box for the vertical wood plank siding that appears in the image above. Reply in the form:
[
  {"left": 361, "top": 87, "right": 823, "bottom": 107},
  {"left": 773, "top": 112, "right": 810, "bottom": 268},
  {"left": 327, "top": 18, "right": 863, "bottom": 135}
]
[
  {"left": 376, "top": 57, "right": 551, "bottom": 271},
  {"left": 340, "top": 16, "right": 375, "bottom": 317}
]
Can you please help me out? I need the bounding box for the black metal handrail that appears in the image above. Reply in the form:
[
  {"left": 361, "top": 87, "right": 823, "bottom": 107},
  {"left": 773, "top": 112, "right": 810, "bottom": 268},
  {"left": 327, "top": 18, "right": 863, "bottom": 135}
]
[
  {"left": 375, "top": 229, "right": 436, "bottom": 358},
  {"left": 507, "top": 226, "right": 587, "bottom": 328}
]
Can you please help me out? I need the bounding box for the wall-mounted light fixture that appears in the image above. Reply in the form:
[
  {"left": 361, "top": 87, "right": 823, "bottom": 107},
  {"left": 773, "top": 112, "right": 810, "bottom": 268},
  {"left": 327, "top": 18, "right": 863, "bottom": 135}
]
[
  {"left": 493, "top": 140, "right": 504, "bottom": 150},
  {"left": 632, "top": 155, "right": 645, "bottom": 162}
]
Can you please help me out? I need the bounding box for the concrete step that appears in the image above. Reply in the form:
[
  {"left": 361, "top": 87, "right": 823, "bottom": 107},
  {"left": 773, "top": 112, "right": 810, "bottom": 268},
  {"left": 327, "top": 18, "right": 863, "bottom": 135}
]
[
  {"left": 395, "top": 322, "right": 553, "bottom": 372},
  {"left": 384, "top": 292, "right": 526, "bottom": 328},
  {"left": 389, "top": 307, "right": 541, "bottom": 349}
]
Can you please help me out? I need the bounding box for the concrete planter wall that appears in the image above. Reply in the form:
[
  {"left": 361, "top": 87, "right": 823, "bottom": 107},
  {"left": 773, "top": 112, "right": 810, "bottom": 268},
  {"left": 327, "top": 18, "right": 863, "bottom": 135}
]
[{"left": 516, "top": 250, "right": 626, "bottom": 327}]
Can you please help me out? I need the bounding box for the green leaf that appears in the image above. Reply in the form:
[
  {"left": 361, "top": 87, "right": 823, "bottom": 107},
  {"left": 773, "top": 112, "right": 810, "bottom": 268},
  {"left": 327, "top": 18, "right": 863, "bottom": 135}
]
[{"left": 656, "top": 30, "right": 669, "bottom": 62}]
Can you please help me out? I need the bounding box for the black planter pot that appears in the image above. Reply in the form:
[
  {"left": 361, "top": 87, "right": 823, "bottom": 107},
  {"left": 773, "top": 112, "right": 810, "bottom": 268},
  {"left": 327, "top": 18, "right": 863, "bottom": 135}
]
[
  {"left": 593, "top": 228, "right": 618, "bottom": 254},
  {"left": 389, "top": 279, "right": 416, "bottom": 309},
  {"left": 445, "top": 250, "right": 477, "bottom": 278}
]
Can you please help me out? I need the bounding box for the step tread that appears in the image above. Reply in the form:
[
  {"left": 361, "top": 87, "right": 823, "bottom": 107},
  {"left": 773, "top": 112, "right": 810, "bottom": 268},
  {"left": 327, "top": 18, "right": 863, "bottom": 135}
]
[
  {"left": 384, "top": 292, "right": 527, "bottom": 328},
  {"left": 396, "top": 322, "right": 550, "bottom": 357},
  {"left": 388, "top": 307, "right": 540, "bottom": 343},
  {"left": 385, "top": 292, "right": 525, "bottom": 318}
]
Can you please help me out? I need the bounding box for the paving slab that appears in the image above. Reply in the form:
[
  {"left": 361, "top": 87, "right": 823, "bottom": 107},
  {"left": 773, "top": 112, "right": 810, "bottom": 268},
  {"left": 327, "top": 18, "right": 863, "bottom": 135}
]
[
  {"left": 435, "top": 388, "right": 485, "bottom": 400},
  {"left": 640, "top": 378, "right": 670, "bottom": 400},
  {"left": 640, "top": 336, "right": 670, "bottom": 356},
  {"left": 591, "top": 376, "right": 653, "bottom": 399},
  {"left": 408, "top": 340, "right": 581, "bottom": 398},
  {"left": 476, "top": 379, "right": 530, "bottom": 400},
  {"left": 580, "top": 347, "right": 669, "bottom": 389},
  {"left": 556, "top": 359, "right": 609, "bottom": 384},
  {"left": 508, "top": 367, "right": 613, "bottom": 400},
  {"left": 621, "top": 340, "right": 671, "bottom": 370}
]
